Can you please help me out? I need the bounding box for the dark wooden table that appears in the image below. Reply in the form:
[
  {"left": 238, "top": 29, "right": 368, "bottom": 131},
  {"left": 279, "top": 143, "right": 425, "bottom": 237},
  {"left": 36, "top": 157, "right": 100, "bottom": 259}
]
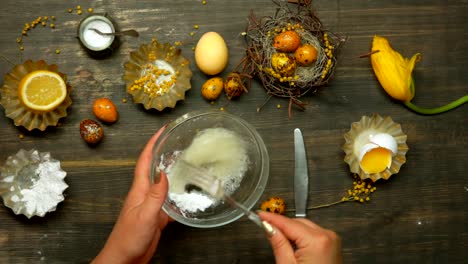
[{"left": 0, "top": 0, "right": 467, "bottom": 263}]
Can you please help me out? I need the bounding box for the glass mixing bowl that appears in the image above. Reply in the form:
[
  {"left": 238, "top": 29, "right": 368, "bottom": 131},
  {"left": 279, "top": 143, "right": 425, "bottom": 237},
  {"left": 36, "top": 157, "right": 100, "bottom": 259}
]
[{"left": 150, "top": 111, "right": 269, "bottom": 228}]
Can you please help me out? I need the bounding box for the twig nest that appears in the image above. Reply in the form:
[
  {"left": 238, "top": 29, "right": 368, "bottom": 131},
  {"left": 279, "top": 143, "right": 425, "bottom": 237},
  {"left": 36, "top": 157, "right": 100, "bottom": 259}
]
[
  {"left": 0, "top": 149, "right": 68, "bottom": 218},
  {"left": 0, "top": 60, "right": 72, "bottom": 131},
  {"left": 242, "top": 1, "right": 345, "bottom": 110},
  {"left": 342, "top": 114, "right": 409, "bottom": 182},
  {"left": 123, "top": 39, "right": 192, "bottom": 110}
]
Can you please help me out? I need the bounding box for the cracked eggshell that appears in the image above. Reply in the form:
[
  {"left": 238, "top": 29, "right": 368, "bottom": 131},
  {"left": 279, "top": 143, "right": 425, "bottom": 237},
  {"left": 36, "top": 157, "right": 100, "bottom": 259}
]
[
  {"left": 342, "top": 114, "right": 409, "bottom": 182},
  {"left": 358, "top": 133, "right": 398, "bottom": 161},
  {"left": 369, "top": 133, "right": 397, "bottom": 153}
]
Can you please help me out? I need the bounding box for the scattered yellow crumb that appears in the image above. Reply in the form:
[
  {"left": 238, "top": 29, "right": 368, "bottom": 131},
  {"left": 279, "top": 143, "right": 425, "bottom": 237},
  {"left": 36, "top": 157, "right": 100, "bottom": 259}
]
[
  {"left": 18, "top": 134, "right": 24, "bottom": 139},
  {"left": 193, "top": 25, "right": 199, "bottom": 29},
  {"left": 77, "top": 5, "right": 81, "bottom": 10},
  {"left": 190, "top": 32, "right": 195, "bottom": 36},
  {"left": 122, "top": 98, "right": 127, "bottom": 103},
  {"left": 210, "top": 101, "right": 215, "bottom": 105},
  {"left": 77, "top": 10, "right": 82, "bottom": 15},
  {"left": 19, "top": 46, "right": 24, "bottom": 51},
  {"left": 67, "top": 8, "right": 73, "bottom": 13},
  {"left": 50, "top": 23, "right": 55, "bottom": 28},
  {"left": 220, "top": 107, "right": 224, "bottom": 111},
  {"left": 276, "top": 104, "right": 281, "bottom": 109},
  {"left": 55, "top": 49, "right": 61, "bottom": 54},
  {"left": 88, "top": 8, "right": 93, "bottom": 13},
  {"left": 202, "top": 0, "right": 207, "bottom": 5}
]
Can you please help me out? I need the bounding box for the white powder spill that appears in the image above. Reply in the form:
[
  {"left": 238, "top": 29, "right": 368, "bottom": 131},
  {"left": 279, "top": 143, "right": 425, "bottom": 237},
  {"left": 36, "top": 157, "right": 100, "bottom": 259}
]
[{"left": 164, "top": 127, "right": 249, "bottom": 214}]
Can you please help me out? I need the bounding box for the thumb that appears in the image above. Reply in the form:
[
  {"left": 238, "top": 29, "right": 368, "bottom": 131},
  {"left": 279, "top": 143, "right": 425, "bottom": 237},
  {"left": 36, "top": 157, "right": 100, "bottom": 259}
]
[
  {"left": 266, "top": 223, "right": 296, "bottom": 263},
  {"left": 140, "top": 171, "right": 169, "bottom": 219}
]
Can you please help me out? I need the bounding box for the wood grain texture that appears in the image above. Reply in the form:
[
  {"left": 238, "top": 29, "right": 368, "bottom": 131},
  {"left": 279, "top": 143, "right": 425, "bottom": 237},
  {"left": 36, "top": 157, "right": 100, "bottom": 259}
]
[{"left": 0, "top": 0, "right": 467, "bottom": 263}]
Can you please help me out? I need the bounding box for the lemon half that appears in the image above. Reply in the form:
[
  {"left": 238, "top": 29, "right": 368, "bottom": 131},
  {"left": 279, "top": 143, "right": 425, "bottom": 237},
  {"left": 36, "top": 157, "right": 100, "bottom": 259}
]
[{"left": 19, "top": 70, "right": 67, "bottom": 112}]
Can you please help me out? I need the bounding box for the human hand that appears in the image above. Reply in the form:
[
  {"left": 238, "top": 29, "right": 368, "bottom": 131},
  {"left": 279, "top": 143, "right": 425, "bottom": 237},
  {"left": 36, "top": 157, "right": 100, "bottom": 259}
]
[
  {"left": 259, "top": 212, "right": 342, "bottom": 264},
  {"left": 93, "top": 126, "right": 170, "bottom": 264}
]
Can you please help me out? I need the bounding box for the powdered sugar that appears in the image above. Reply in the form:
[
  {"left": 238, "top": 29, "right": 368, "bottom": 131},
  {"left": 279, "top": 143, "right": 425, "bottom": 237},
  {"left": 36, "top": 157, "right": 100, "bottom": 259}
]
[
  {"left": 0, "top": 149, "right": 68, "bottom": 218},
  {"left": 162, "top": 128, "right": 249, "bottom": 215},
  {"left": 168, "top": 192, "right": 215, "bottom": 213},
  {"left": 19, "top": 161, "right": 68, "bottom": 217}
]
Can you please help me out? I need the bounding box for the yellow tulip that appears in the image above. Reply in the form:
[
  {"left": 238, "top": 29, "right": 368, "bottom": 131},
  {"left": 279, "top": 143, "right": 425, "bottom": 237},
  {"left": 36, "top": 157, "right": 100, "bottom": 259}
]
[
  {"left": 370, "top": 35, "right": 421, "bottom": 102},
  {"left": 370, "top": 35, "right": 467, "bottom": 115}
]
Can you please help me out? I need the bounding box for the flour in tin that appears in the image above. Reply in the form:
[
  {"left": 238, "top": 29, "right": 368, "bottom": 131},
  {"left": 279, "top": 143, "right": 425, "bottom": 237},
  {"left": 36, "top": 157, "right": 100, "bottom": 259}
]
[
  {"left": 19, "top": 161, "right": 68, "bottom": 216},
  {"left": 0, "top": 149, "right": 68, "bottom": 218}
]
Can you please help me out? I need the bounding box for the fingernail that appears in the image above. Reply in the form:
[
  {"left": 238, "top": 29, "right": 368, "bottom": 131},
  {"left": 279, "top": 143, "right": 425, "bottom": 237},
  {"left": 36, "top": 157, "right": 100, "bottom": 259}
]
[
  {"left": 151, "top": 168, "right": 162, "bottom": 184},
  {"left": 261, "top": 220, "right": 276, "bottom": 237}
]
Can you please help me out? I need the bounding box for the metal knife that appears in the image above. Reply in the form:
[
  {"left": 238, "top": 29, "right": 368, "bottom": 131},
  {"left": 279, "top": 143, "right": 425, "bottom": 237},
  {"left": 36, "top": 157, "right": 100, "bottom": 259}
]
[{"left": 294, "top": 128, "right": 308, "bottom": 218}]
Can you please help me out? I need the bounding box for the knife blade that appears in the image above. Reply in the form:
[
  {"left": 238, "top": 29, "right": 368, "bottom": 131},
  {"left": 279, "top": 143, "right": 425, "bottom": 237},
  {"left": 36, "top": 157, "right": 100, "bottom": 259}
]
[{"left": 294, "top": 128, "right": 308, "bottom": 218}]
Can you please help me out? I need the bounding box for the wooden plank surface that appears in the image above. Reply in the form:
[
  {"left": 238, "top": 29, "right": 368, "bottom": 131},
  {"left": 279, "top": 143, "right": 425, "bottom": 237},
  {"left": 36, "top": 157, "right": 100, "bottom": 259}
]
[{"left": 0, "top": 0, "right": 467, "bottom": 263}]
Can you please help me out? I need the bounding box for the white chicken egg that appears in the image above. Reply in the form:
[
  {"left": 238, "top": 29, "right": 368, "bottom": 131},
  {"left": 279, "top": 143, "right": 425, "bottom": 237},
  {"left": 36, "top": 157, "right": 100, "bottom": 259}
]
[
  {"left": 358, "top": 133, "right": 397, "bottom": 174},
  {"left": 194, "top": 32, "right": 229, "bottom": 75}
]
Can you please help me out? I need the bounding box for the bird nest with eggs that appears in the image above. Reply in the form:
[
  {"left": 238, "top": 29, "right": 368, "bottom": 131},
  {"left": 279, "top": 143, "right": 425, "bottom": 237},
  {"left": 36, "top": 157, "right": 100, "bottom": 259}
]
[{"left": 238, "top": 0, "right": 345, "bottom": 117}]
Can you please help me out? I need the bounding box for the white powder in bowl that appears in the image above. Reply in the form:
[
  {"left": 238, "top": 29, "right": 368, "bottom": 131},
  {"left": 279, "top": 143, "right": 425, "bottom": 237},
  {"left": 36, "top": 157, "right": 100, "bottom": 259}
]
[
  {"left": 163, "top": 127, "right": 249, "bottom": 214},
  {"left": 168, "top": 192, "right": 215, "bottom": 213}
]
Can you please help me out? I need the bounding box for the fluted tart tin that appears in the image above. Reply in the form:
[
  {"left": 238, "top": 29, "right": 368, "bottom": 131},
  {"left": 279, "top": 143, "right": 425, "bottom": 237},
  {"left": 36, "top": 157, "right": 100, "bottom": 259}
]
[
  {"left": 0, "top": 60, "right": 72, "bottom": 131},
  {"left": 0, "top": 149, "right": 68, "bottom": 218},
  {"left": 342, "top": 114, "right": 409, "bottom": 182}
]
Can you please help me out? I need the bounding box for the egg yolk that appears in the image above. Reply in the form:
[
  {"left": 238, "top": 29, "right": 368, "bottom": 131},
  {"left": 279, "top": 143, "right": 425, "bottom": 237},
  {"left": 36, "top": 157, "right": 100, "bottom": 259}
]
[{"left": 359, "top": 147, "right": 392, "bottom": 174}]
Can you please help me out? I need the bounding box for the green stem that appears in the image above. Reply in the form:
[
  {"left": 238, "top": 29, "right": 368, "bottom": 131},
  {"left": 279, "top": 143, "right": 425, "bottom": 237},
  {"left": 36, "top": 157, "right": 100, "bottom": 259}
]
[{"left": 404, "top": 95, "right": 468, "bottom": 115}]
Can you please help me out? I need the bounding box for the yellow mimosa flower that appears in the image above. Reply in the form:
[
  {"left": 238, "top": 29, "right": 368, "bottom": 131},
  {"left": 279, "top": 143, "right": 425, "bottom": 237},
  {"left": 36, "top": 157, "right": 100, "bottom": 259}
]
[{"left": 370, "top": 35, "right": 421, "bottom": 102}]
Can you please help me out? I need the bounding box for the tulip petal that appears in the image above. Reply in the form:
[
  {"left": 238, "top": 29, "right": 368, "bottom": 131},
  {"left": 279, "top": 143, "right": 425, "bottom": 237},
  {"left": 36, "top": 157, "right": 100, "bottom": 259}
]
[
  {"left": 370, "top": 36, "right": 421, "bottom": 102},
  {"left": 405, "top": 53, "right": 422, "bottom": 100}
]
